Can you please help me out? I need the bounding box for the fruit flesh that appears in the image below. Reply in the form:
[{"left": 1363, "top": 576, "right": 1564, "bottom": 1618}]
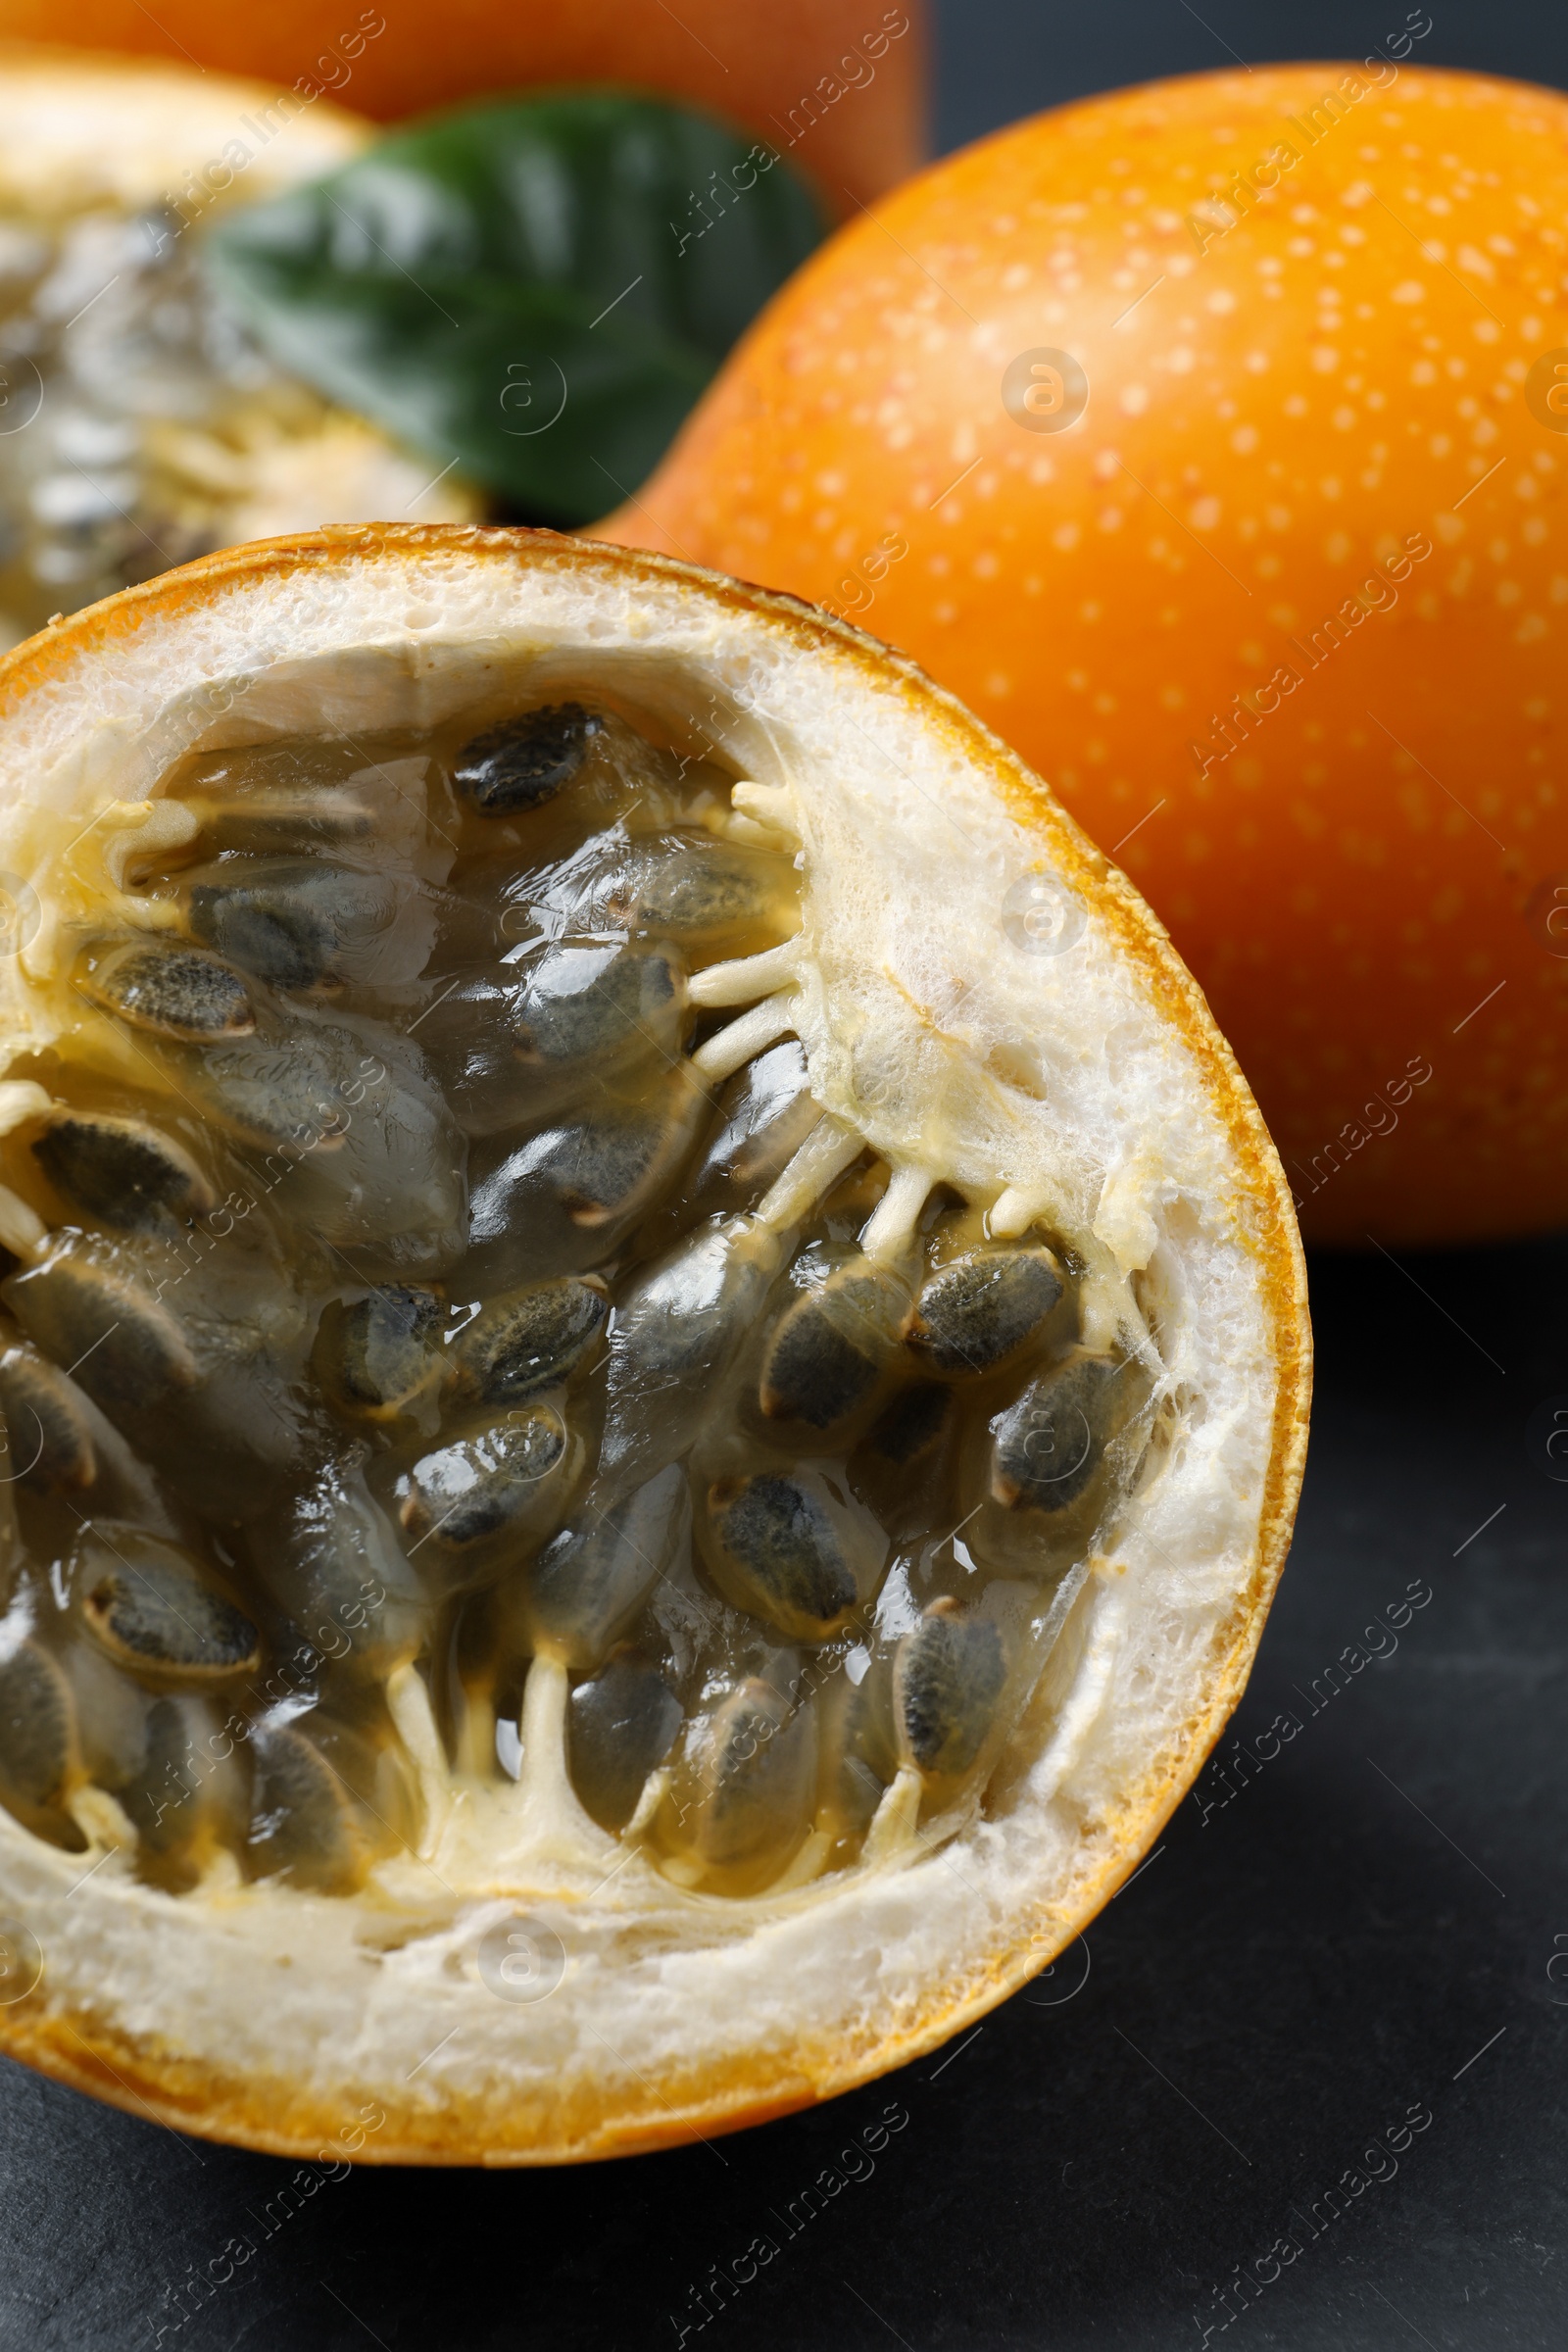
[
  {"left": 0, "top": 684, "right": 1157, "bottom": 1901},
  {"left": 0, "top": 523, "right": 1320, "bottom": 2170},
  {"left": 0, "top": 192, "right": 470, "bottom": 644}
]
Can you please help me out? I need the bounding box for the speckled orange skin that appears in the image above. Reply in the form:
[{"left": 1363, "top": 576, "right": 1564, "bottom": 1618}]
[
  {"left": 602, "top": 64, "right": 1568, "bottom": 1247},
  {"left": 0, "top": 4, "right": 927, "bottom": 211}
]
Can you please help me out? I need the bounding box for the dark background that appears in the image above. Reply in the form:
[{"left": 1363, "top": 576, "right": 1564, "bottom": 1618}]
[
  {"left": 6, "top": 5, "right": 1568, "bottom": 2346},
  {"left": 930, "top": 0, "right": 1568, "bottom": 152}
]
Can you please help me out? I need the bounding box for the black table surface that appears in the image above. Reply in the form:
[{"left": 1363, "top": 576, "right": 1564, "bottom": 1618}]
[
  {"left": 5, "top": 4, "right": 1567, "bottom": 2346},
  {"left": 5, "top": 1237, "right": 1563, "bottom": 2350}
]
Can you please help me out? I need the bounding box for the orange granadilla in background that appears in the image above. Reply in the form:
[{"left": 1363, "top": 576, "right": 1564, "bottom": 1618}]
[
  {"left": 0, "top": 0, "right": 926, "bottom": 210},
  {"left": 603, "top": 63, "right": 1568, "bottom": 1248}
]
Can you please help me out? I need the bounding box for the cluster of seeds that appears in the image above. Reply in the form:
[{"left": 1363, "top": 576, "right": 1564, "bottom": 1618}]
[
  {"left": 0, "top": 694, "right": 1151, "bottom": 1900},
  {"left": 0, "top": 198, "right": 412, "bottom": 645}
]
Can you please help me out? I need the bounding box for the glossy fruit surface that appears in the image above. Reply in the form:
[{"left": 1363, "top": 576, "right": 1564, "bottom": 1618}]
[
  {"left": 0, "top": 2, "right": 926, "bottom": 210},
  {"left": 604, "top": 64, "right": 1568, "bottom": 1246}
]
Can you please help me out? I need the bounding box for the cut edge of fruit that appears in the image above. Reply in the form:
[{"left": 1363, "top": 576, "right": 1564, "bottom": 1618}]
[
  {"left": 0, "top": 1592, "right": 1298, "bottom": 2167},
  {"left": 0, "top": 525, "right": 1311, "bottom": 2162}
]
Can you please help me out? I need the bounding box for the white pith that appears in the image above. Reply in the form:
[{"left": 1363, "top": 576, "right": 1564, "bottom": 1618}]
[
  {"left": 0, "top": 48, "right": 366, "bottom": 216},
  {"left": 0, "top": 539, "right": 1294, "bottom": 2155}
]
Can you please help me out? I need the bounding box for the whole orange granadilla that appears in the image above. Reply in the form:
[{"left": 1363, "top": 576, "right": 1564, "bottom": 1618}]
[
  {"left": 0, "top": 2, "right": 926, "bottom": 210},
  {"left": 602, "top": 62, "right": 1568, "bottom": 1248}
]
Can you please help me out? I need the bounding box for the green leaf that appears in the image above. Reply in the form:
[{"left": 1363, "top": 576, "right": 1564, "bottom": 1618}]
[{"left": 202, "top": 89, "right": 828, "bottom": 527}]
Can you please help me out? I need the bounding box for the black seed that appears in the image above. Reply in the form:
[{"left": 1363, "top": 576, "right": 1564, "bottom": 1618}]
[
  {"left": 522, "top": 1463, "right": 685, "bottom": 1667},
  {"left": 314, "top": 1287, "right": 442, "bottom": 1418},
  {"left": 197, "top": 1021, "right": 439, "bottom": 1162},
  {"left": 190, "top": 871, "right": 333, "bottom": 989},
  {"left": 7, "top": 1255, "right": 197, "bottom": 1411},
  {"left": 692, "top": 1039, "right": 819, "bottom": 1204},
  {"left": 455, "top": 705, "right": 602, "bottom": 815},
  {"left": 76, "top": 1528, "right": 260, "bottom": 1682},
  {"left": 492, "top": 830, "right": 790, "bottom": 956},
  {"left": 612, "top": 837, "right": 787, "bottom": 949},
  {"left": 990, "top": 1348, "right": 1124, "bottom": 1512},
  {"left": 416, "top": 947, "right": 688, "bottom": 1140},
  {"left": 187, "top": 859, "right": 399, "bottom": 990},
  {"left": 549, "top": 1112, "right": 678, "bottom": 1229},
  {"left": 849, "top": 1381, "right": 957, "bottom": 1544},
  {"left": 667, "top": 1679, "right": 813, "bottom": 1872},
  {"left": 0, "top": 1345, "right": 97, "bottom": 1491},
  {"left": 598, "top": 1219, "right": 778, "bottom": 1487},
  {"left": 0, "top": 1641, "right": 75, "bottom": 1812},
  {"left": 705, "top": 1472, "right": 858, "bottom": 1641},
  {"left": 821, "top": 1665, "right": 898, "bottom": 1835},
  {"left": 760, "top": 1261, "right": 906, "bottom": 1431},
  {"left": 196, "top": 1034, "right": 348, "bottom": 1151},
  {"left": 906, "top": 1245, "right": 1064, "bottom": 1377},
  {"left": 32, "top": 1111, "right": 213, "bottom": 1233},
  {"left": 896, "top": 1603, "right": 1006, "bottom": 1780},
  {"left": 269, "top": 1463, "right": 430, "bottom": 1681},
  {"left": 403, "top": 1409, "right": 571, "bottom": 1550},
  {"left": 511, "top": 1077, "right": 700, "bottom": 1231},
  {"left": 862, "top": 1381, "right": 953, "bottom": 1470},
  {"left": 514, "top": 940, "right": 684, "bottom": 1069},
  {"left": 248, "top": 1724, "right": 364, "bottom": 1890},
  {"left": 456, "top": 1277, "right": 609, "bottom": 1405},
  {"left": 568, "top": 1655, "right": 682, "bottom": 1831},
  {"left": 194, "top": 1027, "right": 466, "bottom": 1277},
  {"left": 76, "top": 939, "right": 254, "bottom": 1041},
  {"left": 119, "top": 1696, "right": 206, "bottom": 1852}
]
